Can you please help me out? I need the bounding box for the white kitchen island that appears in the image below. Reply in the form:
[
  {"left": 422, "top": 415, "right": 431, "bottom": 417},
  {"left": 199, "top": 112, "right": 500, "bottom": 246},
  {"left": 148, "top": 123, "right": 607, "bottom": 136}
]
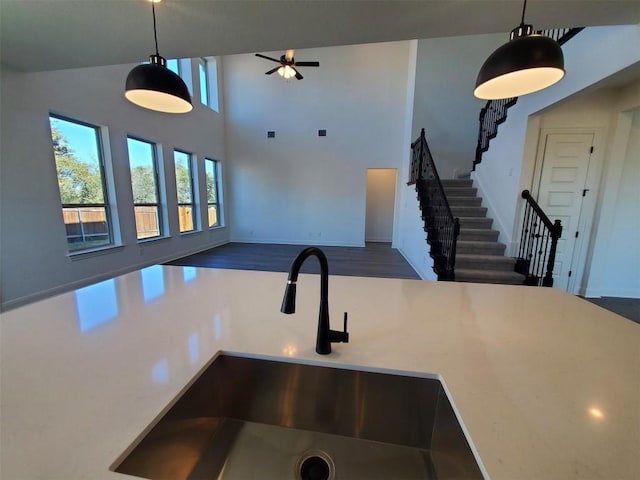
[{"left": 1, "top": 266, "right": 638, "bottom": 479}]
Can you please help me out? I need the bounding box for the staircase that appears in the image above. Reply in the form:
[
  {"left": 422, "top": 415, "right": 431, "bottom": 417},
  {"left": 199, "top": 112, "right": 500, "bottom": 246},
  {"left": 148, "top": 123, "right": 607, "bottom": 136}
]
[{"left": 441, "top": 179, "right": 525, "bottom": 285}]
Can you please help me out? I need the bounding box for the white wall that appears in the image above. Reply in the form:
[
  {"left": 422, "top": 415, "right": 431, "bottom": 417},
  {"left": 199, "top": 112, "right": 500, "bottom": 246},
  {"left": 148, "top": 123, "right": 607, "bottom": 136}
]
[
  {"left": 365, "top": 169, "right": 397, "bottom": 242},
  {"left": 584, "top": 83, "right": 640, "bottom": 298},
  {"left": 394, "top": 40, "right": 437, "bottom": 280},
  {"left": 595, "top": 108, "right": 640, "bottom": 297},
  {"left": 473, "top": 25, "right": 640, "bottom": 254},
  {"left": 0, "top": 60, "right": 230, "bottom": 310},
  {"left": 223, "top": 42, "right": 412, "bottom": 247},
  {"left": 411, "top": 33, "right": 505, "bottom": 179}
]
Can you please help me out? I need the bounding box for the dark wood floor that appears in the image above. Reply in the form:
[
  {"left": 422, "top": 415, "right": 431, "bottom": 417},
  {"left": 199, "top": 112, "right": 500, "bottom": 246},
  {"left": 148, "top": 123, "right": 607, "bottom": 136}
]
[
  {"left": 584, "top": 297, "right": 640, "bottom": 324},
  {"left": 166, "top": 242, "right": 639, "bottom": 324},
  {"left": 165, "top": 242, "right": 421, "bottom": 280}
]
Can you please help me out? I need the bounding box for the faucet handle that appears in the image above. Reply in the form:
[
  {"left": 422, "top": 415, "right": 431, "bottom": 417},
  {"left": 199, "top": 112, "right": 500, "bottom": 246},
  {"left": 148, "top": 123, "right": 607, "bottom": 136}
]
[{"left": 342, "top": 312, "right": 349, "bottom": 343}]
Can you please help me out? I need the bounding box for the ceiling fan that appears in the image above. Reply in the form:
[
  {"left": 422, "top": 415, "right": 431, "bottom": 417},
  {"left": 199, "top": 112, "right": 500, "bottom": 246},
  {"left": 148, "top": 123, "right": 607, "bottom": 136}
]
[{"left": 255, "top": 49, "right": 319, "bottom": 80}]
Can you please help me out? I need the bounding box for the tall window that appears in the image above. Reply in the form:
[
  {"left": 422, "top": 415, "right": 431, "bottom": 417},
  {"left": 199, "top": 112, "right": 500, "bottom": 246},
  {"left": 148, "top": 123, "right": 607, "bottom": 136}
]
[
  {"left": 199, "top": 58, "right": 209, "bottom": 106},
  {"left": 205, "top": 158, "right": 220, "bottom": 227},
  {"left": 174, "top": 150, "right": 196, "bottom": 233},
  {"left": 49, "top": 115, "right": 112, "bottom": 251},
  {"left": 166, "top": 58, "right": 180, "bottom": 76},
  {"left": 199, "top": 57, "right": 219, "bottom": 112},
  {"left": 127, "top": 137, "right": 163, "bottom": 240}
]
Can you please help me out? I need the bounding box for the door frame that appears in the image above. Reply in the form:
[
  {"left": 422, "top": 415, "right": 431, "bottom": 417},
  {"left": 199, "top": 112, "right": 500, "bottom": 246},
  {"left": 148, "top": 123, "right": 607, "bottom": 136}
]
[{"left": 530, "top": 127, "right": 606, "bottom": 294}]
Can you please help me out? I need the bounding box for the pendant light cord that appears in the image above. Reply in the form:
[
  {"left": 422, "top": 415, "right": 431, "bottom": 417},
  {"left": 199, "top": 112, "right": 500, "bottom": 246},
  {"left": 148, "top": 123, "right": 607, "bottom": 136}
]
[
  {"left": 520, "top": 0, "right": 527, "bottom": 25},
  {"left": 152, "top": 2, "right": 159, "bottom": 56}
]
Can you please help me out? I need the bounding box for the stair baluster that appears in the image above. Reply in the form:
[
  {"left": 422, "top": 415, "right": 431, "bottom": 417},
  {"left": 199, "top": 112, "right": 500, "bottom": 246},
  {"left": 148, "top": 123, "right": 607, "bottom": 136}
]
[
  {"left": 408, "top": 129, "right": 460, "bottom": 281},
  {"left": 516, "top": 190, "right": 563, "bottom": 287}
]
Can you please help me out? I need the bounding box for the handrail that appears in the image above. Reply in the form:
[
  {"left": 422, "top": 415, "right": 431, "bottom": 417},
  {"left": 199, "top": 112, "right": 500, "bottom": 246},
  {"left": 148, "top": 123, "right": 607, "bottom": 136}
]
[
  {"left": 515, "top": 189, "right": 563, "bottom": 287},
  {"left": 408, "top": 128, "right": 460, "bottom": 280},
  {"left": 473, "top": 27, "right": 584, "bottom": 171}
]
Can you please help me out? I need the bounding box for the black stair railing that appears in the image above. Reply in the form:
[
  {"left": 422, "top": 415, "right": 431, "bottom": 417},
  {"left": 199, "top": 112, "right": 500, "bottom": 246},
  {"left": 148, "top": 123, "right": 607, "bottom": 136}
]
[
  {"left": 473, "top": 97, "right": 518, "bottom": 171},
  {"left": 515, "top": 190, "right": 562, "bottom": 287},
  {"left": 408, "top": 129, "right": 460, "bottom": 281},
  {"left": 473, "top": 27, "right": 584, "bottom": 171}
]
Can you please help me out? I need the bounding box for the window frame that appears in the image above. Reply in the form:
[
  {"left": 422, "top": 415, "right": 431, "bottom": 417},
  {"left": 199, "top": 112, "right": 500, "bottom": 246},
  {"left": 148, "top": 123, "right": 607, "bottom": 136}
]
[
  {"left": 199, "top": 58, "right": 209, "bottom": 106},
  {"left": 49, "top": 113, "right": 114, "bottom": 252},
  {"left": 127, "top": 136, "right": 164, "bottom": 241},
  {"left": 173, "top": 150, "right": 197, "bottom": 234},
  {"left": 204, "top": 158, "right": 221, "bottom": 228}
]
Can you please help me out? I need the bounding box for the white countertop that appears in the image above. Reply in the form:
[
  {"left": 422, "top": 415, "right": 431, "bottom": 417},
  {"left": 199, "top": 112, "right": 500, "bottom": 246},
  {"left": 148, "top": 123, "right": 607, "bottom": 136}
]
[{"left": 1, "top": 266, "right": 638, "bottom": 479}]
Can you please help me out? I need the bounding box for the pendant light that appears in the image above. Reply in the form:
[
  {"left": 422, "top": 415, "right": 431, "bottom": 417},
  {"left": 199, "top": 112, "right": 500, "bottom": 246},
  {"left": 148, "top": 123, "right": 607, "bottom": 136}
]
[
  {"left": 125, "top": 0, "right": 192, "bottom": 113},
  {"left": 474, "top": 0, "right": 565, "bottom": 100}
]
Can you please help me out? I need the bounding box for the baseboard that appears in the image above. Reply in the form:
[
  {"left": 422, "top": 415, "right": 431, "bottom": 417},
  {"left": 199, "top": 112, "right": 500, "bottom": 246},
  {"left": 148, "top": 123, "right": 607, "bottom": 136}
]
[
  {"left": 1, "top": 239, "right": 230, "bottom": 312},
  {"left": 397, "top": 247, "right": 433, "bottom": 281},
  {"left": 582, "top": 287, "right": 640, "bottom": 299},
  {"left": 231, "top": 238, "right": 366, "bottom": 248}
]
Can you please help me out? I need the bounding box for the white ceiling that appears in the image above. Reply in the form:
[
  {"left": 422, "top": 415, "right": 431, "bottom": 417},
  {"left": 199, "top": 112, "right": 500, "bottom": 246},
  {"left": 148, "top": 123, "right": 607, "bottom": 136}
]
[{"left": 1, "top": 0, "right": 639, "bottom": 72}]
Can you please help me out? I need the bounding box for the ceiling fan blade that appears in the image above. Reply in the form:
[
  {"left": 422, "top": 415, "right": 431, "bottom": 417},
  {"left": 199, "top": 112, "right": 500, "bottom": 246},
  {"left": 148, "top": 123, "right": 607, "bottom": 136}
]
[
  {"left": 294, "top": 61, "right": 320, "bottom": 67},
  {"left": 294, "top": 68, "right": 303, "bottom": 80},
  {"left": 265, "top": 66, "right": 280, "bottom": 75},
  {"left": 255, "top": 53, "right": 282, "bottom": 63}
]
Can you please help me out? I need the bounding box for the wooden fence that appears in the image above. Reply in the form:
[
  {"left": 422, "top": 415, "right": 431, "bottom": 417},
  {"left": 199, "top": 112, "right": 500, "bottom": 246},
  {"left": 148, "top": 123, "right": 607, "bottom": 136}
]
[{"left": 63, "top": 205, "right": 218, "bottom": 241}]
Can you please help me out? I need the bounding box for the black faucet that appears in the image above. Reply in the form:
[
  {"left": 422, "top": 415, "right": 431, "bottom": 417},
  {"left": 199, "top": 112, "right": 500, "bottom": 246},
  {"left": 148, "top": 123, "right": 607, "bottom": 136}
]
[{"left": 281, "top": 247, "right": 349, "bottom": 355}]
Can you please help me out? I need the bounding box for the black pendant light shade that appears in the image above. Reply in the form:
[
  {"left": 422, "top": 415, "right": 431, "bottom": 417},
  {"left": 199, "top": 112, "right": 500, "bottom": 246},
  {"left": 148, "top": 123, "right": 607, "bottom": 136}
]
[
  {"left": 125, "top": 54, "right": 192, "bottom": 113},
  {"left": 124, "top": 2, "right": 192, "bottom": 113},
  {"left": 474, "top": 0, "right": 565, "bottom": 100}
]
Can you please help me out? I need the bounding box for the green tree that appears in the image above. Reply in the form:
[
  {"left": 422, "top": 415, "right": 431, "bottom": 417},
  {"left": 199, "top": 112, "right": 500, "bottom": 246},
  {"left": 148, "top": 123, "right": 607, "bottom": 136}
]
[
  {"left": 51, "top": 128, "right": 104, "bottom": 204},
  {"left": 130, "top": 166, "right": 157, "bottom": 203},
  {"left": 206, "top": 169, "right": 216, "bottom": 203},
  {"left": 175, "top": 162, "right": 193, "bottom": 204}
]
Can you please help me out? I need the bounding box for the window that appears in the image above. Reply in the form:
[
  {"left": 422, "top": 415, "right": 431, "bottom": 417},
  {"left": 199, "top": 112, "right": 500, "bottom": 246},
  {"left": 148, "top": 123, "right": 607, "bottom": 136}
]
[
  {"left": 174, "top": 150, "right": 197, "bottom": 233},
  {"left": 166, "top": 58, "right": 180, "bottom": 76},
  {"left": 205, "top": 158, "right": 220, "bottom": 227},
  {"left": 49, "top": 115, "right": 112, "bottom": 251},
  {"left": 127, "top": 137, "right": 163, "bottom": 240},
  {"left": 199, "top": 58, "right": 209, "bottom": 106},
  {"left": 199, "top": 57, "right": 219, "bottom": 112}
]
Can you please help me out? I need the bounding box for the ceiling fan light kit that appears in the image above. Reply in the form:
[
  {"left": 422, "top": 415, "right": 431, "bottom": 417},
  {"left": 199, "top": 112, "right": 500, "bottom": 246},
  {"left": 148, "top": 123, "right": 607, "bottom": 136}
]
[
  {"left": 255, "top": 50, "right": 320, "bottom": 80},
  {"left": 125, "top": 1, "right": 193, "bottom": 113},
  {"left": 474, "top": 0, "right": 565, "bottom": 100}
]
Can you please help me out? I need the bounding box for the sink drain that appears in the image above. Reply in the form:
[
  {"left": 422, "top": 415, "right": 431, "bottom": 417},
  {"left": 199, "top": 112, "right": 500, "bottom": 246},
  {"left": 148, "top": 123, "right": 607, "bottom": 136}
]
[{"left": 296, "top": 450, "right": 335, "bottom": 480}]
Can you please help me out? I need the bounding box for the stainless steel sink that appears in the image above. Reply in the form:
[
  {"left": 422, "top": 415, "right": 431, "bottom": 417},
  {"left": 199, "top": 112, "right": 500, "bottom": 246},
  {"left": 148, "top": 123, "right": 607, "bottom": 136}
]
[{"left": 113, "top": 354, "right": 484, "bottom": 479}]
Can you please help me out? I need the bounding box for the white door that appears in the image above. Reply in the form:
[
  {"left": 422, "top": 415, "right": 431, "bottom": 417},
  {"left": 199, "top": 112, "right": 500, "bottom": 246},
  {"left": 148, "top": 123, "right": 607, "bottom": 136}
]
[
  {"left": 365, "top": 169, "right": 397, "bottom": 242},
  {"left": 537, "top": 133, "right": 594, "bottom": 292}
]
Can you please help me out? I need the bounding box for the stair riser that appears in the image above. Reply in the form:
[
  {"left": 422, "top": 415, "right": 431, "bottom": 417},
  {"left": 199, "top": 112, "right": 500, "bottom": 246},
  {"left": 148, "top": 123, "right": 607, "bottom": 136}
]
[
  {"left": 457, "top": 218, "right": 493, "bottom": 229},
  {"left": 448, "top": 197, "right": 482, "bottom": 207},
  {"left": 443, "top": 187, "right": 477, "bottom": 197},
  {"left": 456, "top": 276, "right": 524, "bottom": 285},
  {"left": 457, "top": 244, "right": 506, "bottom": 255},
  {"left": 440, "top": 179, "right": 473, "bottom": 188},
  {"left": 451, "top": 207, "right": 487, "bottom": 217},
  {"left": 458, "top": 231, "right": 499, "bottom": 241},
  {"left": 455, "top": 261, "right": 515, "bottom": 272}
]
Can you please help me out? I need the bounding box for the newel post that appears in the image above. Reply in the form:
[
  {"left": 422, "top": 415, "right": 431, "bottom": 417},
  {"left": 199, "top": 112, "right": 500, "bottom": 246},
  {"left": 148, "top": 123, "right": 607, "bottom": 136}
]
[{"left": 543, "top": 219, "right": 563, "bottom": 287}]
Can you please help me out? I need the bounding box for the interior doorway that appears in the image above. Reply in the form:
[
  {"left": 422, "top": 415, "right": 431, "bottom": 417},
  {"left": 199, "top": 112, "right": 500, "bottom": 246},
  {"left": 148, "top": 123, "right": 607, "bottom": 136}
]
[
  {"left": 534, "top": 131, "right": 598, "bottom": 293},
  {"left": 365, "top": 169, "right": 397, "bottom": 243}
]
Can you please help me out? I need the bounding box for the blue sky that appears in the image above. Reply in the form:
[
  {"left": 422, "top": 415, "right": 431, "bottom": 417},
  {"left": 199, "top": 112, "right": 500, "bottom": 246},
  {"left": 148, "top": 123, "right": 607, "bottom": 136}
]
[
  {"left": 50, "top": 116, "right": 100, "bottom": 167},
  {"left": 50, "top": 116, "right": 150, "bottom": 169}
]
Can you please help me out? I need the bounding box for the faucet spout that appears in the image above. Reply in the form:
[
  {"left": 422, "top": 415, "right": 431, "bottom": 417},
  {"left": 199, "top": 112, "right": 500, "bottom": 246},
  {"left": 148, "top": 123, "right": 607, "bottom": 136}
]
[{"left": 281, "top": 247, "right": 349, "bottom": 355}]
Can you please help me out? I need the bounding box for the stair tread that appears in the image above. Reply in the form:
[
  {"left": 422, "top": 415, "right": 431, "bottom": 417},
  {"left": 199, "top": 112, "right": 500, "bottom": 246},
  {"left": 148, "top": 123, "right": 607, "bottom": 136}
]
[
  {"left": 459, "top": 228, "right": 498, "bottom": 232},
  {"left": 458, "top": 240, "right": 506, "bottom": 246},
  {"left": 443, "top": 187, "right": 477, "bottom": 196},
  {"left": 456, "top": 254, "right": 516, "bottom": 263},
  {"left": 456, "top": 268, "right": 523, "bottom": 277},
  {"left": 455, "top": 269, "right": 525, "bottom": 285}
]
